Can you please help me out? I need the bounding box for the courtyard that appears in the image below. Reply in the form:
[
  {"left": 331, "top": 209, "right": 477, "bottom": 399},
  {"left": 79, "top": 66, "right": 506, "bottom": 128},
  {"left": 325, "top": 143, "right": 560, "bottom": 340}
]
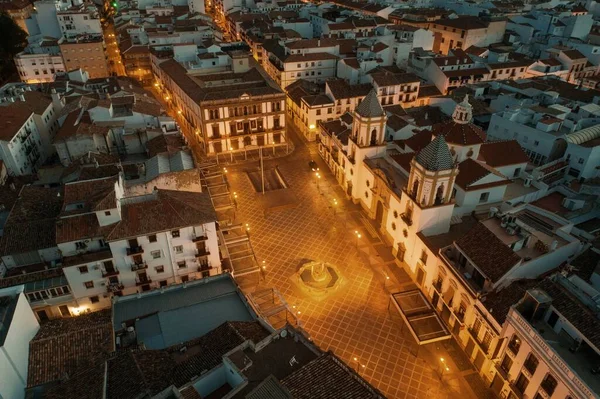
[{"left": 226, "top": 125, "right": 494, "bottom": 399}]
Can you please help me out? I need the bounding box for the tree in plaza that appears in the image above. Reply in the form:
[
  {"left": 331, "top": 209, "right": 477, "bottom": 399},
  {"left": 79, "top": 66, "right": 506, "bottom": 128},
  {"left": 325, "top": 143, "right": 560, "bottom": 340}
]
[{"left": 0, "top": 12, "right": 28, "bottom": 80}]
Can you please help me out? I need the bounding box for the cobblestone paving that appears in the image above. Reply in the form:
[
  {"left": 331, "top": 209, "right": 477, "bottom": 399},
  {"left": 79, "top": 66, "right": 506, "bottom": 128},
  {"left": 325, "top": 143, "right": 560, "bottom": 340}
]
[{"left": 227, "top": 130, "right": 489, "bottom": 399}]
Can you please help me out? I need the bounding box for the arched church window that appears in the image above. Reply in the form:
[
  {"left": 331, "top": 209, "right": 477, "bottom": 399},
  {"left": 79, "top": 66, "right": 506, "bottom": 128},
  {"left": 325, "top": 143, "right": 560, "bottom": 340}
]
[
  {"left": 412, "top": 179, "right": 419, "bottom": 198},
  {"left": 366, "top": 180, "right": 370, "bottom": 188},
  {"left": 370, "top": 129, "right": 377, "bottom": 145},
  {"left": 435, "top": 184, "right": 445, "bottom": 205}
]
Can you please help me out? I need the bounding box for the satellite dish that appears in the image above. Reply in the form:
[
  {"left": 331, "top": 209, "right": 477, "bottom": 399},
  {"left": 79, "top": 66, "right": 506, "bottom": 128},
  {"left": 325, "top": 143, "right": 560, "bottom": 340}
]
[{"left": 280, "top": 329, "right": 288, "bottom": 338}]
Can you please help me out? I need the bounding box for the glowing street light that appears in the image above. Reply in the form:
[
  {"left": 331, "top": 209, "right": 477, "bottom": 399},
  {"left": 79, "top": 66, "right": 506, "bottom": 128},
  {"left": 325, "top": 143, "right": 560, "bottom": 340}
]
[
  {"left": 439, "top": 357, "right": 450, "bottom": 380},
  {"left": 354, "top": 230, "right": 361, "bottom": 248}
]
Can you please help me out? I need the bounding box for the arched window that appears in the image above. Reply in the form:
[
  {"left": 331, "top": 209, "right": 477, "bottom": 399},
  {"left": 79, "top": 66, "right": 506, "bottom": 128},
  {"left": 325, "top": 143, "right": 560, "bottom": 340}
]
[
  {"left": 435, "top": 183, "right": 445, "bottom": 205},
  {"left": 370, "top": 129, "right": 377, "bottom": 145},
  {"left": 412, "top": 179, "right": 419, "bottom": 198}
]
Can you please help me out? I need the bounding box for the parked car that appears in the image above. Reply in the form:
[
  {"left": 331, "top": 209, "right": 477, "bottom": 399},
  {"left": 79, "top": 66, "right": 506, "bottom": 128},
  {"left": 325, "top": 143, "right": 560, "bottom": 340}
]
[{"left": 309, "top": 160, "right": 319, "bottom": 172}]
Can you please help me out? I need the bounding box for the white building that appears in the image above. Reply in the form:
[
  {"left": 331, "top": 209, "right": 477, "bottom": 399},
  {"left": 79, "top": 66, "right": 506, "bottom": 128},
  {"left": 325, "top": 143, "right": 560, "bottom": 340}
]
[
  {"left": 0, "top": 285, "right": 40, "bottom": 399},
  {"left": 0, "top": 103, "right": 46, "bottom": 176},
  {"left": 493, "top": 273, "right": 600, "bottom": 399},
  {"left": 57, "top": 4, "right": 102, "bottom": 39},
  {"left": 14, "top": 38, "right": 66, "bottom": 84},
  {"left": 59, "top": 175, "right": 222, "bottom": 313}
]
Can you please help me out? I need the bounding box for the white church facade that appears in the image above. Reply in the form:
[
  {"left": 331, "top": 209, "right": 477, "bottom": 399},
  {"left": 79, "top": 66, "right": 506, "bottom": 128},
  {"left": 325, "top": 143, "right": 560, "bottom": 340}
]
[{"left": 318, "top": 93, "right": 583, "bottom": 387}]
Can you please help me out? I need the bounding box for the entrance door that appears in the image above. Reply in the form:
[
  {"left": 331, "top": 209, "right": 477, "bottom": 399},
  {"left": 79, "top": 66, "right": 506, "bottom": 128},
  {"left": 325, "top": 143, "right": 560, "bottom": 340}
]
[
  {"left": 37, "top": 310, "right": 49, "bottom": 322},
  {"left": 474, "top": 350, "right": 485, "bottom": 371},
  {"left": 375, "top": 201, "right": 384, "bottom": 227},
  {"left": 396, "top": 245, "right": 405, "bottom": 262},
  {"left": 490, "top": 373, "right": 505, "bottom": 396},
  {"left": 431, "top": 291, "right": 440, "bottom": 308},
  {"left": 441, "top": 304, "right": 452, "bottom": 325},
  {"left": 346, "top": 183, "right": 352, "bottom": 197},
  {"left": 465, "top": 338, "right": 476, "bottom": 359},
  {"left": 416, "top": 267, "right": 425, "bottom": 287},
  {"left": 59, "top": 305, "right": 71, "bottom": 317}
]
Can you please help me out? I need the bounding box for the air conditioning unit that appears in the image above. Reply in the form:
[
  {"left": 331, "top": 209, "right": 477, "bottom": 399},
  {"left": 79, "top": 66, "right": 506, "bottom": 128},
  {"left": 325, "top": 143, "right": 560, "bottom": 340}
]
[{"left": 100, "top": 282, "right": 106, "bottom": 286}]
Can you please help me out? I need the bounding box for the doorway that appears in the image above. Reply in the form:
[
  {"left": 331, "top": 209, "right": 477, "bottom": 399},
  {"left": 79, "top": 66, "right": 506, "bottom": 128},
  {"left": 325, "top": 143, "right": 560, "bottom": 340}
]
[
  {"left": 375, "top": 201, "right": 384, "bottom": 227},
  {"left": 59, "top": 305, "right": 71, "bottom": 317},
  {"left": 490, "top": 373, "right": 505, "bottom": 397},
  {"left": 37, "top": 309, "right": 49, "bottom": 322},
  {"left": 396, "top": 243, "right": 406, "bottom": 262},
  {"left": 416, "top": 267, "right": 425, "bottom": 287}
]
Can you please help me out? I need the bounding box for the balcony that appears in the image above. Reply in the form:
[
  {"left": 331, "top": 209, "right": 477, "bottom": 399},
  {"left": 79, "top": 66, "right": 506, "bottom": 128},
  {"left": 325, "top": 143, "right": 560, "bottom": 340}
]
[
  {"left": 131, "top": 262, "right": 148, "bottom": 271},
  {"left": 439, "top": 247, "right": 485, "bottom": 294},
  {"left": 195, "top": 248, "right": 210, "bottom": 257},
  {"left": 401, "top": 213, "right": 413, "bottom": 226},
  {"left": 135, "top": 276, "right": 152, "bottom": 286},
  {"left": 101, "top": 268, "right": 120, "bottom": 277},
  {"left": 107, "top": 282, "right": 124, "bottom": 293},
  {"left": 198, "top": 264, "right": 213, "bottom": 272},
  {"left": 192, "top": 235, "right": 208, "bottom": 242},
  {"left": 432, "top": 279, "right": 443, "bottom": 293},
  {"left": 126, "top": 246, "right": 144, "bottom": 256}
]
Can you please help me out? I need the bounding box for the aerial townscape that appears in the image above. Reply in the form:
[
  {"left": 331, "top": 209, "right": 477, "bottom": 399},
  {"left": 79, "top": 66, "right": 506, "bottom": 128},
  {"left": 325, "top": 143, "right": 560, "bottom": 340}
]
[{"left": 1, "top": 0, "right": 600, "bottom": 397}]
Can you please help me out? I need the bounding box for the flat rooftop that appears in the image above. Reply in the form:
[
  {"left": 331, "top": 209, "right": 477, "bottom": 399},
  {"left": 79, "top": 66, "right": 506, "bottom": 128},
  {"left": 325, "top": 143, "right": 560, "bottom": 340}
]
[{"left": 113, "top": 274, "right": 258, "bottom": 349}]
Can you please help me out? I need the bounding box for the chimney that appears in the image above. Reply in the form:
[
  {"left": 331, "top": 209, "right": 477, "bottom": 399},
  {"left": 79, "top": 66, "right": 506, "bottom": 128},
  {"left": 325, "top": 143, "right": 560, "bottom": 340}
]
[{"left": 19, "top": 94, "right": 26, "bottom": 102}]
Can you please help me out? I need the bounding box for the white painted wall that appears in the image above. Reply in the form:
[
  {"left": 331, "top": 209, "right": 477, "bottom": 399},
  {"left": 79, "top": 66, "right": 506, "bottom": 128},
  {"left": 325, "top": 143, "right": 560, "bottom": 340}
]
[{"left": 0, "top": 287, "right": 40, "bottom": 399}]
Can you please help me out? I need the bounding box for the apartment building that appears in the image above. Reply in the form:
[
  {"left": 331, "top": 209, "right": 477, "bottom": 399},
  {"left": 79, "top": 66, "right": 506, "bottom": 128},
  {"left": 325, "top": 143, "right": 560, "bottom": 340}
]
[
  {"left": 0, "top": 285, "right": 39, "bottom": 399},
  {"left": 0, "top": 104, "right": 46, "bottom": 176},
  {"left": 14, "top": 39, "right": 66, "bottom": 84},
  {"left": 429, "top": 16, "right": 507, "bottom": 55},
  {"left": 153, "top": 47, "right": 287, "bottom": 158},
  {"left": 491, "top": 273, "right": 600, "bottom": 399},
  {"left": 59, "top": 35, "right": 109, "bottom": 79},
  {"left": 58, "top": 175, "right": 221, "bottom": 312},
  {"left": 56, "top": 3, "right": 102, "bottom": 39}
]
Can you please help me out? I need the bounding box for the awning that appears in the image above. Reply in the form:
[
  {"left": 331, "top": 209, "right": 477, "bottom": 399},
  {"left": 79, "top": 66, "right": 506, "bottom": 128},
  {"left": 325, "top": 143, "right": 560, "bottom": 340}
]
[{"left": 390, "top": 289, "right": 451, "bottom": 345}]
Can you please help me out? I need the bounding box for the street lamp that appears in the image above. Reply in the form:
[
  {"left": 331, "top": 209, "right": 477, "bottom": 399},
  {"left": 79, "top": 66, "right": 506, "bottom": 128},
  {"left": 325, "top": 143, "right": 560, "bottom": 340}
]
[
  {"left": 261, "top": 260, "right": 266, "bottom": 280},
  {"left": 245, "top": 223, "right": 250, "bottom": 237},
  {"left": 354, "top": 230, "right": 361, "bottom": 248},
  {"left": 332, "top": 198, "right": 338, "bottom": 214}
]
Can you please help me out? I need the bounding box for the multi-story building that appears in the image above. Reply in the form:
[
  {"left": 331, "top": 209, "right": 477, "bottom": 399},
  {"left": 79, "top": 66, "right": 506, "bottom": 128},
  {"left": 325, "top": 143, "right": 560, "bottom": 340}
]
[
  {"left": 57, "top": 174, "right": 222, "bottom": 312},
  {"left": 491, "top": 273, "right": 600, "bottom": 399},
  {"left": 429, "top": 16, "right": 507, "bottom": 55},
  {"left": 14, "top": 38, "right": 66, "bottom": 84},
  {"left": 153, "top": 46, "right": 287, "bottom": 158},
  {"left": 56, "top": 3, "right": 102, "bottom": 39},
  {"left": 59, "top": 35, "right": 109, "bottom": 79},
  {"left": 0, "top": 104, "right": 46, "bottom": 176},
  {"left": 0, "top": 285, "right": 40, "bottom": 399}
]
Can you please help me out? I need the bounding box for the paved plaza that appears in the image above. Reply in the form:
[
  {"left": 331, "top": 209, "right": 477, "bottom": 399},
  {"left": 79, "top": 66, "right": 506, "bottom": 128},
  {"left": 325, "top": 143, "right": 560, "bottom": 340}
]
[{"left": 227, "top": 126, "right": 494, "bottom": 399}]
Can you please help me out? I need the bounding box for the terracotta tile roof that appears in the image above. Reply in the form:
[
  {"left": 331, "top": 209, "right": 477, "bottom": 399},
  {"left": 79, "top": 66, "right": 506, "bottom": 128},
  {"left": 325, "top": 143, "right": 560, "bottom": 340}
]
[
  {"left": 302, "top": 94, "right": 334, "bottom": 107},
  {"left": 479, "top": 140, "right": 529, "bottom": 167},
  {"left": 417, "top": 85, "right": 442, "bottom": 98},
  {"left": 62, "top": 248, "right": 113, "bottom": 267},
  {"left": 394, "top": 130, "right": 432, "bottom": 152},
  {"left": 0, "top": 267, "right": 64, "bottom": 289},
  {"left": 370, "top": 71, "right": 420, "bottom": 87},
  {"left": 389, "top": 152, "right": 414, "bottom": 172},
  {"left": 54, "top": 111, "right": 111, "bottom": 142},
  {"left": 22, "top": 91, "right": 53, "bottom": 115},
  {"left": 455, "top": 158, "right": 508, "bottom": 190},
  {"left": 55, "top": 213, "right": 107, "bottom": 243},
  {"left": 0, "top": 103, "right": 34, "bottom": 142},
  {"left": 45, "top": 363, "right": 106, "bottom": 399},
  {"left": 146, "top": 134, "right": 186, "bottom": 157},
  {"left": 537, "top": 278, "right": 600, "bottom": 350},
  {"left": 61, "top": 177, "right": 118, "bottom": 216},
  {"left": 0, "top": 186, "right": 62, "bottom": 256},
  {"left": 326, "top": 79, "right": 372, "bottom": 99},
  {"left": 434, "top": 16, "right": 491, "bottom": 30},
  {"left": 570, "top": 248, "right": 600, "bottom": 282},
  {"left": 455, "top": 222, "right": 521, "bottom": 282},
  {"left": 561, "top": 49, "right": 586, "bottom": 60},
  {"left": 281, "top": 352, "right": 384, "bottom": 398},
  {"left": 482, "top": 279, "right": 541, "bottom": 324},
  {"left": 431, "top": 120, "right": 486, "bottom": 146},
  {"left": 27, "top": 309, "right": 114, "bottom": 387},
  {"left": 105, "top": 190, "right": 217, "bottom": 241}
]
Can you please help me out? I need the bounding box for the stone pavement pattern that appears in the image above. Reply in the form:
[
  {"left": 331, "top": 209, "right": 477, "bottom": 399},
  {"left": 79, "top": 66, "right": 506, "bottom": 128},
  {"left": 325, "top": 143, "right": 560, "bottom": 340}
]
[{"left": 224, "top": 128, "right": 491, "bottom": 399}]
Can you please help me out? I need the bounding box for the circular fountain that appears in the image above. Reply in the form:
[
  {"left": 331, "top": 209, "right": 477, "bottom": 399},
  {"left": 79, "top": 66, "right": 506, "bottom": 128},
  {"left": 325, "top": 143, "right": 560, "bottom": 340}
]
[{"left": 293, "top": 261, "right": 343, "bottom": 298}]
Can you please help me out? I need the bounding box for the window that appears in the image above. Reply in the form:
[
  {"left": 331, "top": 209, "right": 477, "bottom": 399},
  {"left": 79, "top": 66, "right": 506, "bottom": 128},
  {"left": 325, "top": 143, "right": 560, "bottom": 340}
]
[
  {"left": 471, "top": 318, "right": 482, "bottom": 336},
  {"left": 174, "top": 245, "right": 183, "bottom": 254},
  {"left": 540, "top": 374, "right": 557, "bottom": 396},
  {"left": 151, "top": 250, "right": 161, "bottom": 259},
  {"left": 479, "top": 192, "right": 489, "bottom": 203},
  {"left": 420, "top": 250, "right": 428, "bottom": 264},
  {"left": 481, "top": 330, "right": 492, "bottom": 353},
  {"left": 148, "top": 234, "right": 157, "bottom": 243},
  {"left": 90, "top": 296, "right": 99, "bottom": 303},
  {"left": 159, "top": 280, "right": 168, "bottom": 287},
  {"left": 514, "top": 372, "right": 529, "bottom": 394},
  {"left": 78, "top": 266, "right": 89, "bottom": 274},
  {"left": 316, "top": 109, "right": 321, "bottom": 116},
  {"left": 178, "top": 261, "right": 186, "bottom": 269},
  {"left": 533, "top": 140, "right": 539, "bottom": 146},
  {"left": 155, "top": 265, "right": 165, "bottom": 273},
  {"left": 508, "top": 334, "right": 521, "bottom": 354},
  {"left": 578, "top": 157, "right": 584, "bottom": 164},
  {"left": 500, "top": 354, "right": 513, "bottom": 374},
  {"left": 171, "top": 230, "right": 180, "bottom": 238},
  {"left": 104, "top": 211, "right": 111, "bottom": 216},
  {"left": 84, "top": 281, "right": 94, "bottom": 289}
]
